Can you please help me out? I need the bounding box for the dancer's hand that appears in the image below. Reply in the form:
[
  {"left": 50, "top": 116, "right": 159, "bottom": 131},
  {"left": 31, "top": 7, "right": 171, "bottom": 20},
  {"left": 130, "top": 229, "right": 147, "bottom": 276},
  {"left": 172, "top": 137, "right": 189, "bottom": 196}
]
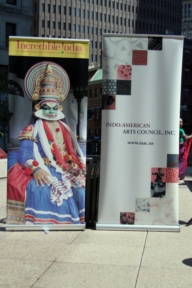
[{"left": 33, "top": 169, "right": 51, "bottom": 187}]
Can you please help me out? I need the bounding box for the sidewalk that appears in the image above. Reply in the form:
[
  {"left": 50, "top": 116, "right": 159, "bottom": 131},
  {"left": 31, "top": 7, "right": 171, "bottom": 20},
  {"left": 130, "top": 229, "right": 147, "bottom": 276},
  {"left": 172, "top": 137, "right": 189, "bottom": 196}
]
[{"left": 0, "top": 171, "right": 192, "bottom": 288}]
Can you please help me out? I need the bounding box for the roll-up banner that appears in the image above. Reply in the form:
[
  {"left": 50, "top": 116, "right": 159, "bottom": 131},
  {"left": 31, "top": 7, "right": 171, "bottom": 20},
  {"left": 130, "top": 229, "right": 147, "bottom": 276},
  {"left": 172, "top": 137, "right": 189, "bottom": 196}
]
[
  {"left": 7, "top": 37, "right": 89, "bottom": 231},
  {"left": 97, "top": 35, "right": 184, "bottom": 232}
]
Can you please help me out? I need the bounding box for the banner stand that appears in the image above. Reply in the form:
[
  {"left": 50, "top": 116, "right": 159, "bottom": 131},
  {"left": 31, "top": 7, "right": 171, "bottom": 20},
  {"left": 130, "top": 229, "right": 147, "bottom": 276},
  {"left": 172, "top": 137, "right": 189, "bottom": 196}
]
[
  {"left": 97, "top": 34, "right": 183, "bottom": 231},
  {"left": 7, "top": 37, "right": 89, "bottom": 230},
  {"left": 6, "top": 224, "right": 85, "bottom": 231},
  {"left": 96, "top": 224, "right": 180, "bottom": 232}
]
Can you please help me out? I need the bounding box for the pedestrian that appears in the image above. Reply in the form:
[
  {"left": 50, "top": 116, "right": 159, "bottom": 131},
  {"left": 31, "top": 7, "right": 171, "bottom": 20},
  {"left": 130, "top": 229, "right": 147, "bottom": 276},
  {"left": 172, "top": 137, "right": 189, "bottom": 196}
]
[{"left": 179, "top": 118, "right": 192, "bottom": 180}]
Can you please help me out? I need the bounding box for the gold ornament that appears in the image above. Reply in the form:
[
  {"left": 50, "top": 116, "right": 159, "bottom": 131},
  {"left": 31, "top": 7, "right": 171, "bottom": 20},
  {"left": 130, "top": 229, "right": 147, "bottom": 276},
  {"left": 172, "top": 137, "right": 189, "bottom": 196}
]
[
  {"left": 32, "top": 93, "right": 39, "bottom": 101},
  {"left": 34, "top": 103, "right": 40, "bottom": 110},
  {"left": 58, "top": 105, "right": 63, "bottom": 111},
  {"left": 58, "top": 94, "right": 65, "bottom": 102}
]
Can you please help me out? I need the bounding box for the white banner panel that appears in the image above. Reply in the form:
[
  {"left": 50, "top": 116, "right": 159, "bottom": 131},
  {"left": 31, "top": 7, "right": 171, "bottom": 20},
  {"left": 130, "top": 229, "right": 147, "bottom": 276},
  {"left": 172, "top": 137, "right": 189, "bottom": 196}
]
[{"left": 97, "top": 35, "right": 184, "bottom": 231}]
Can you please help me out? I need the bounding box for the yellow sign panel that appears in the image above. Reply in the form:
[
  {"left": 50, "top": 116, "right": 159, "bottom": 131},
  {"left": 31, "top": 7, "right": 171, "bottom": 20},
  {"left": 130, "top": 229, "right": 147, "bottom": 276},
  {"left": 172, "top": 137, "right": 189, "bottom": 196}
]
[{"left": 9, "top": 37, "right": 90, "bottom": 59}]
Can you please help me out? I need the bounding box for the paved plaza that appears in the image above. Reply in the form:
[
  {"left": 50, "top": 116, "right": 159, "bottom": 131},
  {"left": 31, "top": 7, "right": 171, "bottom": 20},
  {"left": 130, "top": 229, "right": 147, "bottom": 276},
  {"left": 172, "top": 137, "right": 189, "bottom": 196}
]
[{"left": 0, "top": 170, "right": 192, "bottom": 288}]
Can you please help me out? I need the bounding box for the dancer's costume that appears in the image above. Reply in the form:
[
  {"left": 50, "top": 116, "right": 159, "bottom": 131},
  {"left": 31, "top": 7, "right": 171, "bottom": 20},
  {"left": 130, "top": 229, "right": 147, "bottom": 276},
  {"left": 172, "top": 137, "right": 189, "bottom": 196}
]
[{"left": 7, "top": 63, "right": 86, "bottom": 225}]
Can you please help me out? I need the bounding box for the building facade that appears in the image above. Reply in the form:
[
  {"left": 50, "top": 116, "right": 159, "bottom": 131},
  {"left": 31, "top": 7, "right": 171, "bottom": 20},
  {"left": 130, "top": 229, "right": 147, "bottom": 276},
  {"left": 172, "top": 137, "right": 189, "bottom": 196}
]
[
  {"left": 182, "top": 0, "right": 192, "bottom": 39},
  {"left": 31, "top": 0, "right": 182, "bottom": 154},
  {"left": 0, "top": 0, "right": 33, "bottom": 67},
  {"left": 32, "top": 0, "right": 182, "bottom": 66}
]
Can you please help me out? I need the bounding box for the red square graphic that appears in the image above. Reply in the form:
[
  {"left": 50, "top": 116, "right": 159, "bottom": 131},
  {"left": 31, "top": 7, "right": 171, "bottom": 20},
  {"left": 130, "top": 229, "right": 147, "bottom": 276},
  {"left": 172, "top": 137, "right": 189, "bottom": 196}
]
[
  {"left": 117, "top": 65, "right": 132, "bottom": 80},
  {"left": 166, "top": 168, "right": 178, "bottom": 183},
  {"left": 132, "top": 50, "right": 148, "bottom": 65}
]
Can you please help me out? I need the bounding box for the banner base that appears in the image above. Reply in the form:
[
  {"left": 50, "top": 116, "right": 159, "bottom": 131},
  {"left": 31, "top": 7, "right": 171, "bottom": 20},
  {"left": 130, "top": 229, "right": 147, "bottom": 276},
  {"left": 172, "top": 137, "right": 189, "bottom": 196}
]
[
  {"left": 96, "top": 223, "right": 180, "bottom": 232},
  {"left": 6, "top": 224, "right": 85, "bottom": 231}
]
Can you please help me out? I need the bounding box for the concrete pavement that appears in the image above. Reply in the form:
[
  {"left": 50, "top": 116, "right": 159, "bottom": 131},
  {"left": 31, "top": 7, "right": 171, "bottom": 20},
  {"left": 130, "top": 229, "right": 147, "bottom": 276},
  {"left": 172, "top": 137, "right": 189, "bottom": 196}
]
[{"left": 0, "top": 171, "right": 192, "bottom": 288}]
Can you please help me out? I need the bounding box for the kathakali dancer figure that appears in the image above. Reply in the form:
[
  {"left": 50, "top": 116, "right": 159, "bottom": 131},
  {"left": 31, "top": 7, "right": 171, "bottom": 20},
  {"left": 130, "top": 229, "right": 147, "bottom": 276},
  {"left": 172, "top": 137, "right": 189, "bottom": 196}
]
[{"left": 7, "top": 62, "right": 86, "bottom": 225}]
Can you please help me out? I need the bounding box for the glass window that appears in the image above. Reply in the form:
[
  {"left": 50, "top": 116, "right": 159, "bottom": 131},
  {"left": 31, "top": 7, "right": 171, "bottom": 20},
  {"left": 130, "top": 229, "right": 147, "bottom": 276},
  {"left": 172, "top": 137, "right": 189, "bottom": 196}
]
[
  {"left": 53, "top": 5, "right": 56, "bottom": 13},
  {"left": 53, "top": 21, "right": 55, "bottom": 29},
  {"left": 74, "top": 7, "right": 76, "bottom": 16},
  {"left": 42, "top": 20, "right": 45, "bottom": 28},
  {"left": 87, "top": 10, "right": 90, "bottom": 18},
  {"left": 48, "top": 4, "right": 50, "bottom": 13},
  {"left": 69, "top": 7, "right": 71, "bottom": 15},
  {"left": 96, "top": 12, "right": 98, "bottom": 20},
  {"left": 68, "top": 23, "right": 71, "bottom": 30},
  {"left": 95, "top": 88, "right": 98, "bottom": 98},
  {"left": 5, "top": 22, "right": 16, "bottom": 47},
  {"left": 64, "top": 6, "right": 66, "bottom": 15},
  {"left": 47, "top": 21, "right": 50, "bottom": 28},
  {"left": 42, "top": 3, "right": 45, "bottom": 12},
  {"left": 100, "top": 13, "right": 102, "bottom": 21},
  {"left": 6, "top": 0, "right": 16, "bottom": 4},
  {"left": 63, "top": 22, "right": 66, "bottom": 30},
  {"left": 108, "top": 15, "right": 110, "bottom": 23},
  {"left": 58, "top": 22, "right": 61, "bottom": 29},
  {"left": 58, "top": 5, "right": 61, "bottom": 14},
  {"left": 74, "top": 24, "right": 76, "bottom": 31}
]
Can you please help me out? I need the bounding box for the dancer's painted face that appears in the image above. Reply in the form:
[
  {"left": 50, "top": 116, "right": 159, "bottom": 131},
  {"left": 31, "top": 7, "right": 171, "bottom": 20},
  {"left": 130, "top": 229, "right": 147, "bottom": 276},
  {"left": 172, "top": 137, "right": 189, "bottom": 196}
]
[{"left": 41, "top": 102, "right": 58, "bottom": 119}]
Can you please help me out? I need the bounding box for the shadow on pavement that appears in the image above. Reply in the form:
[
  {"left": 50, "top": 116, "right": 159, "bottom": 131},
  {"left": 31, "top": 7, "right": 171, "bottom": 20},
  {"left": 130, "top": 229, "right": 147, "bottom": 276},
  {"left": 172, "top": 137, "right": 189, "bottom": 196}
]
[
  {"left": 182, "top": 258, "right": 192, "bottom": 268},
  {"left": 0, "top": 218, "right": 6, "bottom": 224},
  {"left": 183, "top": 181, "right": 192, "bottom": 192},
  {"left": 179, "top": 220, "right": 187, "bottom": 225}
]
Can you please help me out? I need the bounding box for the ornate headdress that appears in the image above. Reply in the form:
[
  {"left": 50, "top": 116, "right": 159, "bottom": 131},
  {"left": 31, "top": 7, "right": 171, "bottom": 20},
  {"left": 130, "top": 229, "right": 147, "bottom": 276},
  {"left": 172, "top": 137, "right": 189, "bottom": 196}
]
[{"left": 24, "top": 62, "right": 70, "bottom": 120}]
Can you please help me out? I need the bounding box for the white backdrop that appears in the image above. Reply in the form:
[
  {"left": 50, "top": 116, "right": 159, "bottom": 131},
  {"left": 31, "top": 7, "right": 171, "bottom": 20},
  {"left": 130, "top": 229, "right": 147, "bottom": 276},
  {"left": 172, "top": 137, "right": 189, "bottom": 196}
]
[{"left": 97, "top": 35, "right": 184, "bottom": 231}]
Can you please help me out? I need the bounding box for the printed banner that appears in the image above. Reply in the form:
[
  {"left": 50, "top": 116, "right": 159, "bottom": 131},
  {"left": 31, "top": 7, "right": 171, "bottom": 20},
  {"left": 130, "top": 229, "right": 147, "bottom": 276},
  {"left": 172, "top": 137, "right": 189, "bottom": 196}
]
[
  {"left": 7, "top": 37, "right": 89, "bottom": 230},
  {"left": 97, "top": 35, "right": 183, "bottom": 231}
]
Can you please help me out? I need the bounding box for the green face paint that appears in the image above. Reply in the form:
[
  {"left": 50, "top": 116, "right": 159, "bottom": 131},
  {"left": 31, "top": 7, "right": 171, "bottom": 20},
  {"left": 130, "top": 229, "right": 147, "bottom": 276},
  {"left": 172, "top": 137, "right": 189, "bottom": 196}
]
[{"left": 41, "top": 102, "right": 58, "bottom": 119}]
